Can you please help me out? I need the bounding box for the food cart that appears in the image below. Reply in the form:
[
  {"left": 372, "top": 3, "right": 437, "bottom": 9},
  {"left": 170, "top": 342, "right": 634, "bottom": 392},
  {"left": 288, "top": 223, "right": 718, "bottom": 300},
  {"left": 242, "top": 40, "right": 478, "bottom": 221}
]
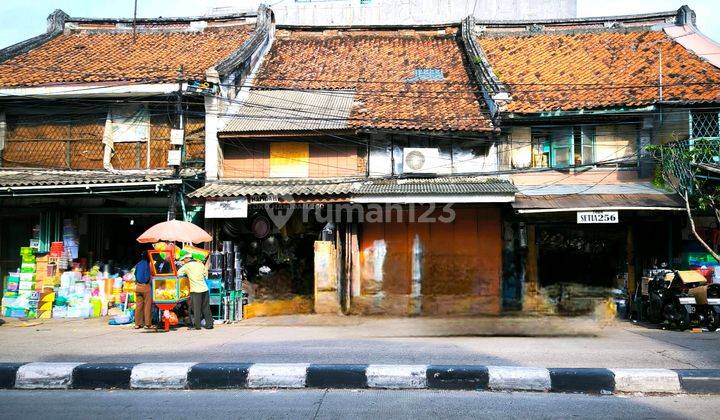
[{"left": 148, "top": 249, "right": 190, "bottom": 331}]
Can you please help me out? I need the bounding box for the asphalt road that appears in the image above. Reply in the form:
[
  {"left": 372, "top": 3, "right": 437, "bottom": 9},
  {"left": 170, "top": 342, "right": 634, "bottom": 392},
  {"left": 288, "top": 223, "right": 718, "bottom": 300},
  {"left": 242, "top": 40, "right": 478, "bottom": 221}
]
[{"left": 0, "top": 390, "right": 718, "bottom": 419}]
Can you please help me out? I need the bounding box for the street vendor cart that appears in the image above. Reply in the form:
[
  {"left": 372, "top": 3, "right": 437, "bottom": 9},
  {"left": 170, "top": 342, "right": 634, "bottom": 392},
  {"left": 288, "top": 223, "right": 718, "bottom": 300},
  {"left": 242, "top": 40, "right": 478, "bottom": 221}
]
[{"left": 148, "top": 249, "right": 190, "bottom": 331}]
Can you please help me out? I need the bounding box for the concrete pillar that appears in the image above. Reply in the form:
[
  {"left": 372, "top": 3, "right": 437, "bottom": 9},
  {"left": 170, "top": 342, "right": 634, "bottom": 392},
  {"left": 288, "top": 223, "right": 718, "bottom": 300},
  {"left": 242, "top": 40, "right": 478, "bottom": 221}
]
[
  {"left": 314, "top": 241, "right": 340, "bottom": 314},
  {"left": 204, "top": 95, "right": 220, "bottom": 180}
]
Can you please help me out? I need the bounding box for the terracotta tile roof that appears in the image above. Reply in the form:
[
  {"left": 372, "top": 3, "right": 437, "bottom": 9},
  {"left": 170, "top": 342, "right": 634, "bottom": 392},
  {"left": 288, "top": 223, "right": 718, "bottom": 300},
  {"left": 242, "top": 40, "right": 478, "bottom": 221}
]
[
  {"left": 253, "top": 30, "right": 494, "bottom": 132},
  {"left": 476, "top": 29, "right": 720, "bottom": 113},
  {"left": 0, "top": 26, "right": 254, "bottom": 87}
]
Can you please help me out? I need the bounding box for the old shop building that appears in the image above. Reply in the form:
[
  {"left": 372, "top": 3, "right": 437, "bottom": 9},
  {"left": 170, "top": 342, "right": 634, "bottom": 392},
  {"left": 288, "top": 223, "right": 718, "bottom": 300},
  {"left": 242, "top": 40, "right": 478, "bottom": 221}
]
[
  {"left": 0, "top": 8, "right": 270, "bottom": 278},
  {"left": 191, "top": 23, "right": 516, "bottom": 316},
  {"left": 467, "top": 6, "right": 720, "bottom": 312}
]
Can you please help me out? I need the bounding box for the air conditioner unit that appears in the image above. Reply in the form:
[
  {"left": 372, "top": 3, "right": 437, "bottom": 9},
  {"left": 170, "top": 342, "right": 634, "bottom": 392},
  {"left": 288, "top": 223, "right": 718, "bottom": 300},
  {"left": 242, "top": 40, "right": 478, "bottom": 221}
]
[{"left": 403, "top": 148, "right": 441, "bottom": 174}]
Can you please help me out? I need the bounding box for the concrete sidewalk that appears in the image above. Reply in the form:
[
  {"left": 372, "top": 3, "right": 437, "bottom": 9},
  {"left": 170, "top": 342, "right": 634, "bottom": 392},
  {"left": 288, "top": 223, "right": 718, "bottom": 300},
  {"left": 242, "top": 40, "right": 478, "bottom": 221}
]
[{"left": 0, "top": 315, "right": 718, "bottom": 368}]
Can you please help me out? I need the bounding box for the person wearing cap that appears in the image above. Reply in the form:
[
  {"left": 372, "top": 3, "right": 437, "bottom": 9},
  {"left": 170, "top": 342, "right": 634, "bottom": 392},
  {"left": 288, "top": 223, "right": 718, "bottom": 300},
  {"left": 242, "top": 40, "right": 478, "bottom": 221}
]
[{"left": 177, "top": 254, "right": 213, "bottom": 330}]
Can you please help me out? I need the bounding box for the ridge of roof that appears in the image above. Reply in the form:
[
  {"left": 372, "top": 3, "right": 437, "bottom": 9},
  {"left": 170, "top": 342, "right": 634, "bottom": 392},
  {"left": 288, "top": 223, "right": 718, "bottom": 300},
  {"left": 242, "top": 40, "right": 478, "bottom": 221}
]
[
  {"left": 472, "top": 6, "right": 694, "bottom": 38},
  {"left": 475, "top": 24, "right": 662, "bottom": 38},
  {"left": 65, "top": 12, "right": 256, "bottom": 25},
  {"left": 473, "top": 9, "right": 678, "bottom": 27},
  {"left": 276, "top": 23, "right": 460, "bottom": 31},
  {"left": 215, "top": 5, "right": 273, "bottom": 77}
]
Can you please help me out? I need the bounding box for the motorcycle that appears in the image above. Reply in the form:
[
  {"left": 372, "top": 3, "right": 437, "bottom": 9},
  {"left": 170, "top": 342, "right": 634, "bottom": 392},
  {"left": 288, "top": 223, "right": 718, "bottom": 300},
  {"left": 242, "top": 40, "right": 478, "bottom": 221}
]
[{"left": 647, "top": 270, "right": 720, "bottom": 331}]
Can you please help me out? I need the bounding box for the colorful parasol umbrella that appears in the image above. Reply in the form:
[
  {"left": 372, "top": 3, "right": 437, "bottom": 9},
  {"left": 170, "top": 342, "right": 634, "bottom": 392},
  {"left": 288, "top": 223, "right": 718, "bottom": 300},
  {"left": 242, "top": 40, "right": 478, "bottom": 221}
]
[{"left": 137, "top": 220, "right": 212, "bottom": 244}]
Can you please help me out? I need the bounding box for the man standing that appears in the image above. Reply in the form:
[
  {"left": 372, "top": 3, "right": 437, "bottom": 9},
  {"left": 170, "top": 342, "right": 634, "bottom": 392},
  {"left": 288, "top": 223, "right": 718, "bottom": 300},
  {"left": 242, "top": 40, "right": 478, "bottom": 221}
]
[
  {"left": 177, "top": 254, "right": 213, "bottom": 330},
  {"left": 134, "top": 251, "right": 153, "bottom": 329}
]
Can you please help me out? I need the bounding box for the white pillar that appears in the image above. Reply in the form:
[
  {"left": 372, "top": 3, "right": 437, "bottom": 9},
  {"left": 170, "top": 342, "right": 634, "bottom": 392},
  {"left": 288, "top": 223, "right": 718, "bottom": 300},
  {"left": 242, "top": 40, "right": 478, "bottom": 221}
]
[{"left": 204, "top": 94, "right": 220, "bottom": 180}]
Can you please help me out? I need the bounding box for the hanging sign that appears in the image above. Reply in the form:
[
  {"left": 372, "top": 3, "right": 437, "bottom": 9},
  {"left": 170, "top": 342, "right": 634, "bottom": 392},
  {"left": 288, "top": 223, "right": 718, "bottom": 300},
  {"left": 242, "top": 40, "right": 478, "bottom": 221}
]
[
  {"left": 170, "top": 128, "right": 185, "bottom": 146},
  {"left": 167, "top": 150, "right": 182, "bottom": 166},
  {"left": 206, "top": 198, "right": 248, "bottom": 219},
  {"left": 577, "top": 211, "right": 619, "bottom": 224},
  {"left": 185, "top": 80, "right": 219, "bottom": 96}
]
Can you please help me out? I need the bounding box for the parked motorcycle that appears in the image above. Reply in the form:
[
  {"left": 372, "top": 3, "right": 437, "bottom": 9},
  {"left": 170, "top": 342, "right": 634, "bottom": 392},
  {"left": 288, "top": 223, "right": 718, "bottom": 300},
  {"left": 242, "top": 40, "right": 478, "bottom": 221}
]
[{"left": 647, "top": 270, "right": 720, "bottom": 331}]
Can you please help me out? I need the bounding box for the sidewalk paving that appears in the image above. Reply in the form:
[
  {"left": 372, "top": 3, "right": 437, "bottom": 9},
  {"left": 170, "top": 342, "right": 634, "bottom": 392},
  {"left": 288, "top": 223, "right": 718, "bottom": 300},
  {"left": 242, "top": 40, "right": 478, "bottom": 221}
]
[{"left": 0, "top": 315, "right": 718, "bottom": 368}]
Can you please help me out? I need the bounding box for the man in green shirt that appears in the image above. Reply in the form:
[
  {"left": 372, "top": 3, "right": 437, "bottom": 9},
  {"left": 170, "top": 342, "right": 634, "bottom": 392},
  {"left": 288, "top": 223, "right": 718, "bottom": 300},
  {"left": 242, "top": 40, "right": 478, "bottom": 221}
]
[{"left": 177, "top": 254, "right": 213, "bottom": 330}]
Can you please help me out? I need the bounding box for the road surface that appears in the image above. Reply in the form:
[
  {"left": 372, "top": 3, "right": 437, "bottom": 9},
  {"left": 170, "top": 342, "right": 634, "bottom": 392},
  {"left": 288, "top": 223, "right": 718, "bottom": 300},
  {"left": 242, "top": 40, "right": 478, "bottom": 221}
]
[{"left": 0, "top": 390, "right": 718, "bottom": 419}]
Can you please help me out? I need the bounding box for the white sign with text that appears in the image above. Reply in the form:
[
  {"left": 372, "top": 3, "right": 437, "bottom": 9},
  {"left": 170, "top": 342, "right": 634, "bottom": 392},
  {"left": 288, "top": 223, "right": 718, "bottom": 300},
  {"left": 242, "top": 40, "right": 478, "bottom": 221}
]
[
  {"left": 205, "top": 198, "right": 248, "bottom": 219},
  {"left": 577, "top": 211, "right": 619, "bottom": 224}
]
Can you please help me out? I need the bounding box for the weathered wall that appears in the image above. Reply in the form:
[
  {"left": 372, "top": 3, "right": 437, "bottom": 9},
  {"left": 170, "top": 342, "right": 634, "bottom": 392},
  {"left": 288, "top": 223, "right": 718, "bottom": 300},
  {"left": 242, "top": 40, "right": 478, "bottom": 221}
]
[
  {"left": 594, "top": 124, "right": 638, "bottom": 162},
  {"left": 509, "top": 126, "right": 532, "bottom": 169},
  {"left": 267, "top": 0, "right": 576, "bottom": 26},
  {"left": 314, "top": 240, "right": 341, "bottom": 313},
  {"left": 656, "top": 108, "right": 690, "bottom": 144},
  {"left": 222, "top": 139, "right": 362, "bottom": 178},
  {"left": 353, "top": 206, "right": 502, "bottom": 315}
]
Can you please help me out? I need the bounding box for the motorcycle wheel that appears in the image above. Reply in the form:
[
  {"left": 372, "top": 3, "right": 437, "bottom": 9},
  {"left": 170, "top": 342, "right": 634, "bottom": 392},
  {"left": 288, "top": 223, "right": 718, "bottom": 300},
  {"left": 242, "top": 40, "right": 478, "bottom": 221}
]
[
  {"left": 707, "top": 310, "right": 720, "bottom": 332},
  {"left": 663, "top": 302, "right": 690, "bottom": 331}
]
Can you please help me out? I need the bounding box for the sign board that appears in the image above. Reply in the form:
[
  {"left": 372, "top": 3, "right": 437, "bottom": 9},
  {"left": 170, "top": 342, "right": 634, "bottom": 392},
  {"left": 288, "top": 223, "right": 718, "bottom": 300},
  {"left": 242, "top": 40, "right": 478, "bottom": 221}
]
[
  {"left": 185, "top": 80, "right": 219, "bottom": 96},
  {"left": 577, "top": 211, "right": 619, "bottom": 224},
  {"left": 167, "top": 150, "right": 182, "bottom": 166},
  {"left": 206, "top": 198, "right": 248, "bottom": 219},
  {"left": 170, "top": 128, "right": 184, "bottom": 146}
]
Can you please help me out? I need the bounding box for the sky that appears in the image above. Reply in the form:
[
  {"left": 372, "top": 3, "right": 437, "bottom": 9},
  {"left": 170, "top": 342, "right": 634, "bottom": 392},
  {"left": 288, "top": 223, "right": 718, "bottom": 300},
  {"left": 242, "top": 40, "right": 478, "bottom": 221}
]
[{"left": 0, "top": 0, "right": 718, "bottom": 49}]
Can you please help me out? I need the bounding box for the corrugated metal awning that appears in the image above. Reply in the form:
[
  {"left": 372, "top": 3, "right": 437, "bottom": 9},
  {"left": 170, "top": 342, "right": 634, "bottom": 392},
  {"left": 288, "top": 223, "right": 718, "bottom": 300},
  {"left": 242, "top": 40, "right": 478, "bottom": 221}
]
[
  {"left": 220, "top": 89, "right": 355, "bottom": 134},
  {"left": 0, "top": 169, "right": 184, "bottom": 196},
  {"left": 512, "top": 194, "right": 684, "bottom": 213},
  {"left": 356, "top": 177, "right": 517, "bottom": 195},
  {"left": 189, "top": 178, "right": 360, "bottom": 198}
]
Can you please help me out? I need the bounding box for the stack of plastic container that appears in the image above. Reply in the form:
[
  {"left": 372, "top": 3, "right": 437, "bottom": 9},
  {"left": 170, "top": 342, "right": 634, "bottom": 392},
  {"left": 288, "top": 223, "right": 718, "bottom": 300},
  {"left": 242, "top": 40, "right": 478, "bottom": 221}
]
[{"left": 18, "top": 247, "right": 38, "bottom": 317}]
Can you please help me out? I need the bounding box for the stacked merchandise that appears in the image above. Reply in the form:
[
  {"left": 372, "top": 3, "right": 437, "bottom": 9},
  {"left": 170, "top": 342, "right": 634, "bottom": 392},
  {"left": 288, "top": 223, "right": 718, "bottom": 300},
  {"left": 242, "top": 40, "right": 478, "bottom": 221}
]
[
  {"left": 1, "top": 247, "right": 40, "bottom": 317},
  {"left": 37, "top": 290, "right": 55, "bottom": 319},
  {"left": 1, "top": 233, "right": 138, "bottom": 320},
  {"left": 1, "top": 272, "right": 23, "bottom": 317}
]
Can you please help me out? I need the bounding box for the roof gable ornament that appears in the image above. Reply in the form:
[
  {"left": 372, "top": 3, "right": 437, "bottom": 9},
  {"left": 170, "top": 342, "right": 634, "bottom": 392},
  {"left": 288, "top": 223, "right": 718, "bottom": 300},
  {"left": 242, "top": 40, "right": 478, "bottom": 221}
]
[
  {"left": 47, "top": 9, "right": 69, "bottom": 33},
  {"left": 675, "top": 5, "right": 696, "bottom": 26}
]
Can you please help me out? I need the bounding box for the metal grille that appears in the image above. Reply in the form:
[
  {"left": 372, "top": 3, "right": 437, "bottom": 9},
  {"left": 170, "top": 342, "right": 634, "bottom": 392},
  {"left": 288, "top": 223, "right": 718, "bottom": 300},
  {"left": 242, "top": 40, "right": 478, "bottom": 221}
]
[
  {"left": 690, "top": 111, "right": 720, "bottom": 138},
  {"left": 2, "top": 115, "right": 205, "bottom": 169},
  {"left": 657, "top": 137, "right": 720, "bottom": 195}
]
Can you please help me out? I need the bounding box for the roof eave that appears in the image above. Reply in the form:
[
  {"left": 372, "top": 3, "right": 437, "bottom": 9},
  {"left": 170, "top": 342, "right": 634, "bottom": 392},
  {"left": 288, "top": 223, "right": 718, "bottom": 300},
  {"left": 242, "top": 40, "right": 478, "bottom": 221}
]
[
  {"left": 218, "top": 129, "right": 355, "bottom": 138},
  {"left": 473, "top": 9, "right": 678, "bottom": 27}
]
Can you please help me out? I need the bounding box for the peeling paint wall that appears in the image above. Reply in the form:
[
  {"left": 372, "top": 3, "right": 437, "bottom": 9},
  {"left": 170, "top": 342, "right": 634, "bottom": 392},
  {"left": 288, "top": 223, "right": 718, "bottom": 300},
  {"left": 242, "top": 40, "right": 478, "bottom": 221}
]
[
  {"left": 353, "top": 207, "right": 502, "bottom": 315},
  {"left": 314, "top": 241, "right": 341, "bottom": 313}
]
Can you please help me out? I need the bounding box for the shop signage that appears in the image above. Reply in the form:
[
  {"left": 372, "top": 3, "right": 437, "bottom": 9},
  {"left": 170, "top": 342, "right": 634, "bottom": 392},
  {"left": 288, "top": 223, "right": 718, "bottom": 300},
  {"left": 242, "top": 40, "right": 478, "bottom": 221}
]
[
  {"left": 249, "top": 194, "right": 279, "bottom": 204},
  {"left": 577, "top": 211, "right": 619, "bottom": 224},
  {"left": 186, "top": 80, "right": 219, "bottom": 96},
  {"left": 206, "top": 198, "right": 248, "bottom": 219}
]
